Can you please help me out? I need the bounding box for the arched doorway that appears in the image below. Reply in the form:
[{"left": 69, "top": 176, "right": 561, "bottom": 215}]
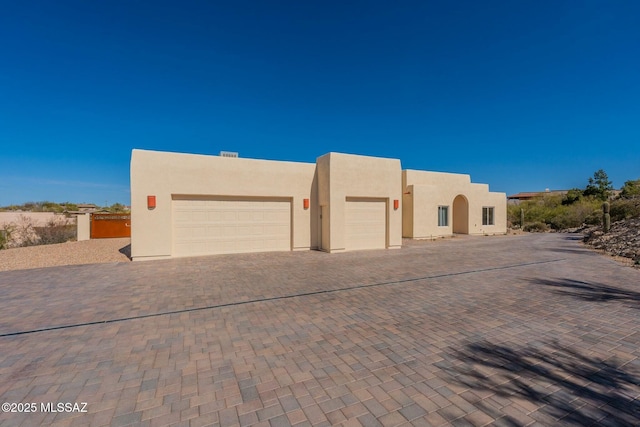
[{"left": 452, "top": 195, "right": 469, "bottom": 234}]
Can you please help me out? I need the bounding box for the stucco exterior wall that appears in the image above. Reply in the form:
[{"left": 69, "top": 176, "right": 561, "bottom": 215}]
[
  {"left": 402, "top": 185, "right": 414, "bottom": 238},
  {"left": 316, "top": 154, "right": 331, "bottom": 251},
  {"left": 317, "top": 152, "right": 402, "bottom": 252},
  {"left": 467, "top": 190, "right": 508, "bottom": 235},
  {"left": 130, "top": 149, "right": 316, "bottom": 261},
  {"left": 403, "top": 170, "right": 507, "bottom": 238}
]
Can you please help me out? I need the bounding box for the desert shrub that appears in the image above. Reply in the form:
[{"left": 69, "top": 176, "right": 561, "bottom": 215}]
[
  {"left": 35, "top": 224, "right": 76, "bottom": 245},
  {"left": 562, "top": 188, "right": 583, "bottom": 205},
  {"left": 507, "top": 195, "right": 563, "bottom": 226},
  {"left": 524, "top": 221, "right": 549, "bottom": 232},
  {"left": 1, "top": 215, "right": 75, "bottom": 248},
  {"left": 0, "top": 229, "right": 7, "bottom": 249},
  {"left": 552, "top": 200, "right": 602, "bottom": 229},
  {"left": 33, "top": 217, "right": 76, "bottom": 245},
  {"left": 510, "top": 195, "right": 602, "bottom": 230},
  {"left": 507, "top": 205, "right": 523, "bottom": 227},
  {"left": 7, "top": 215, "right": 40, "bottom": 247},
  {"left": 620, "top": 179, "right": 640, "bottom": 198},
  {"left": 610, "top": 198, "right": 640, "bottom": 221},
  {"left": 584, "top": 210, "right": 602, "bottom": 225}
]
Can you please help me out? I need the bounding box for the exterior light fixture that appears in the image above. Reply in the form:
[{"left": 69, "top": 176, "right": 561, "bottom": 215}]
[
  {"left": 394, "top": 199, "right": 399, "bottom": 210},
  {"left": 147, "top": 195, "right": 156, "bottom": 210},
  {"left": 303, "top": 198, "right": 310, "bottom": 209}
]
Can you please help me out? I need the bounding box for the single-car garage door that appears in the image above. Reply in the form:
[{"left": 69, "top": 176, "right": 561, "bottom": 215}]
[
  {"left": 172, "top": 197, "right": 291, "bottom": 256},
  {"left": 345, "top": 198, "right": 386, "bottom": 250}
]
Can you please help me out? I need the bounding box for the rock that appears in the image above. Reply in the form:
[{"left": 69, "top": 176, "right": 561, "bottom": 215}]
[{"left": 583, "top": 218, "right": 640, "bottom": 264}]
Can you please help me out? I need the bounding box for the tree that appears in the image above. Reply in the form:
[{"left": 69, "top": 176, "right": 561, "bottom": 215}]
[
  {"left": 108, "top": 203, "right": 128, "bottom": 213},
  {"left": 583, "top": 169, "right": 613, "bottom": 201},
  {"left": 620, "top": 178, "right": 640, "bottom": 198}
]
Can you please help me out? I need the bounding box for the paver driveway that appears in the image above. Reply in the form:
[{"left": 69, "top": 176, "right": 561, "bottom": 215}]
[{"left": 0, "top": 233, "right": 638, "bottom": 427}]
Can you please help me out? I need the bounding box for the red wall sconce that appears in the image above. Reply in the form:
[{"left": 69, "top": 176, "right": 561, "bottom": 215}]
[
  {"left": 303, "top": 198, "right": 310, "bottom": 209},
  {"left": 147, "top": 195, "right": 156, "bottom": 210},
  {"left": 393, "top": 199, "right": 399, "bottom": 210}
]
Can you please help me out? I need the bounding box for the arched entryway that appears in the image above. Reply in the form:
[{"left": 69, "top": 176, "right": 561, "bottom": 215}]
[{"left": 452, "top": 195, "right": 469, "bottom": 234}]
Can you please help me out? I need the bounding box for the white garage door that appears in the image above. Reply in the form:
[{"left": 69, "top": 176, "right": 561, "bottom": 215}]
[
  {"left": 345, "top": 199, "right": 386, "bottom": 250},
  {"left": 172, "top": 198, "right": 291, "bottom": 256}
]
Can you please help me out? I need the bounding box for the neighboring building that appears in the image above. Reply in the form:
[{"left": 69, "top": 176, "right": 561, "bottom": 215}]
[
  {"left": 77, "top": 204, "right": 99, "bottom": 212},
  {"left": 130, "top": 149, "right": 507, "bottom": 261},
  {"left": 64, "top": 204, "right": 104, "bottom": 217},
  {"left": 507, "top": 190, "right": 568, "bottom": 204},
  {"left": 508, "top": 189, "right": 621, "bottom": 205}
]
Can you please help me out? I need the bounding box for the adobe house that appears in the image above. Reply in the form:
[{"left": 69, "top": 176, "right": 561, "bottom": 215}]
[{"left": 130, "top": 149, "right": 506, "bottom": 261}]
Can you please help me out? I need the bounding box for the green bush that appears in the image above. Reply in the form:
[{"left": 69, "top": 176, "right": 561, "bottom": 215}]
[
  {"left": 562, "top": 188, "right": 583, "bottom": 205},
  {"left": 620, "top": 179, "right": 640, "bottom": 198},
  {"left": 610, "top": 198, "right": 640, "bottom": 221},
  {"left": 508, "top": 195, "right": 601, "bottom": 231}
]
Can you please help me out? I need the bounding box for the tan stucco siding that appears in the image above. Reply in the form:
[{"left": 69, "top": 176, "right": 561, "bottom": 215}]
[
  {"left": 402, "top": 185, "right": 414, "bottom": 238},
  {"left": 403, "top": 170, "right": 507, "bottom": 238},
  {"left": 316, "top": 154, "right": 331, "bottom": 251},
  {"left": 130, "top": 149, "right": 316, "bottom": 260},
  {"left": 404, "top": 169, "right": 472, "bottom": 188},
  {"left": 408, "top": 184, "right": 454, "bottom": 238},
  {"left": 317, "top": 153, "right": 402, "bottom": 252},
  {"left": 467, "top": 191, "right": 507, "bottom": 235}
]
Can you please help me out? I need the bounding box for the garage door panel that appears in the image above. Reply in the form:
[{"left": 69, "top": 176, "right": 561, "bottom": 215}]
[
  {"left": 190, "top": 210, "right": 204, "bottom": 222},
  {"left": 345, "top": 200, "right": 386, "bottom": 251},
  {"left": 173, "top": 198, "right": 291, "bottom": 256},
  {"left": 173, "top": 209, "right": 190, "bottom": 223}
]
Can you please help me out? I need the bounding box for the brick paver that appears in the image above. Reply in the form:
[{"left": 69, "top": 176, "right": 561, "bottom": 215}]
[{"left": 1, "top": 233, "right": 639, "bottom": 426}]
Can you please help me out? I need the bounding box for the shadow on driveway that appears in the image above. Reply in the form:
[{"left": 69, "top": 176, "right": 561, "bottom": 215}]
[
  {"left": 529, "top": 277, "right": 640, "bottom": 308},
  {"left": 444, "top": 340, "right": 640, "bottom": 426},
  {"left": 563, "top": 235, "right": 585, "bottom": 241}
]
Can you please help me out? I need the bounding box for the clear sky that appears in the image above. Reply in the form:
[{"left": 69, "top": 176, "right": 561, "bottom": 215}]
[{"left": 1, "top": 1, "right": 639, "bottom": 206}]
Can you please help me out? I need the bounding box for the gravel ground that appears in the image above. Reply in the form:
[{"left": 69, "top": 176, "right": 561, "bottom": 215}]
[
  {"left": 583, "top": 218, "right": 640, "bottom": 261},
  {"left": 0, "top": 238, "right": 131, "bottom": 272}
]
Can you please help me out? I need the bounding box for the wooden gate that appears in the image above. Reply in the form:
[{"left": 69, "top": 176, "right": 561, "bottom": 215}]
[{"left": 91, "top": 213, "right": 131, "bottom": 239}]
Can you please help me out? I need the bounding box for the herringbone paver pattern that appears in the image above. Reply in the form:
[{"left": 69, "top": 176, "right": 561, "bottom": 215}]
[{"left": 0, "top": 234, "right": 639, "bottom": 426}]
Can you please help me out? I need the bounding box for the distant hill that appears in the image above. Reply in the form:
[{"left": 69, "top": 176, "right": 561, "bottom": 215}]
[{"left": 0, "top": 201, "right": 78, "bottom": 213}]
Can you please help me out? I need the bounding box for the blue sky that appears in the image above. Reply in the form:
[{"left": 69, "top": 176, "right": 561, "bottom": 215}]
[{"left": 1, "top": 1, "right": 639, "bottom": 206}]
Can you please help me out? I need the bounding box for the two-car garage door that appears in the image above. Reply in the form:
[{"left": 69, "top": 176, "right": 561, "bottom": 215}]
[
  {"left": 172, "top": 196, "right": 386, "bottom": 256},
  {"left": 172, "top": 197, "right": 291, "bottom": 257}
]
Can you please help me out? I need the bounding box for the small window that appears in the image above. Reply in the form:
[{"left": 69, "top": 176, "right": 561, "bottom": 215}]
[
  {"left": 483, "top": 207, "right": 495, "bottom": 225},
  {"left": 438, "top": 206, "right": 449, "bottom": 226}
]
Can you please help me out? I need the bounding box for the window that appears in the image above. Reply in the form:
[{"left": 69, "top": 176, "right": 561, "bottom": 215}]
[
  {"left": 438, "top": 206, "right": 448, "bottom": 226},
  {"left": 482, "top": 207, "right": 494, "bottom": 225}
]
